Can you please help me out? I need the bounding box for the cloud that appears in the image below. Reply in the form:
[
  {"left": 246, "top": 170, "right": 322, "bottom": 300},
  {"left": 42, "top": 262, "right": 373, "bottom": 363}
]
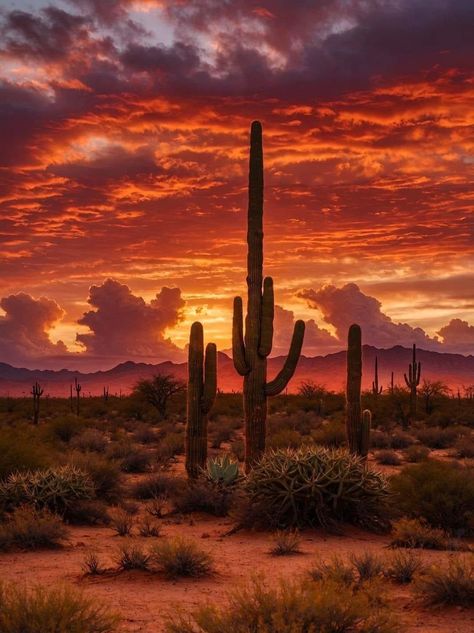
[
  {"left": 76, "top": 279, "right": 185, "bottom": 361},
  {"left": 299, "top": 283, "right": 440, "bottom": 350},
  {"left": 437, "top": 319, "right": 474, "bottom": 354},
  {"left": 273, "top": 305, "right": 340, "bottom": 356},
  {"left": 0, "top": 293, "right": 67, "bottom": 364}
]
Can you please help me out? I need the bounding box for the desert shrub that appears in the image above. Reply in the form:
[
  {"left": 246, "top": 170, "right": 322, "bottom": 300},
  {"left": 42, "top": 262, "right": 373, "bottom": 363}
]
[
  {"left": 82, "top": 552, "right": 106, "bottom": 576},
  {"left": 166, "top": 575, "right": 397, "bottom": 633},
  {"left": 415, "top": 556, "right": 474, "bottom": 606},
  {"left": 416, "top": 427, "right": 457, "bottom": 449},
  {"left": 131, "top": 474, "right": 181, "bottom": 500},
  {"left": 267, "top": 429, "right": 304, "bottom": 450},
  {"left": 269, "top": 529, "right": 301, "bottom": 556},
  {"left": 205, "top": 455, "right": 240, "bottom": 486},
  {"left": 350, "top": 551, "right": 383, "bottom": 581},
  {"left": 106, "top": 439, "right": 134, "bottom": 460},
  {"left": 0, "top": 465, "right": 94, "bottom": 515},
  {"left": 308, "top": 555, "right": 354, "bottom": 585},
  {"left": 151, "top": 537, "right": 213, "bottom": 578},
  {"left": 375, "top": 450, "right": 401, "bottom": 466},
  {"left": 70, "top": 429, "right": 107, "bottom": 453},
  {"left": 455, "top": 437, "right": 474, "bottom": 458},
  {"left": 0, "top": 583, "right": 118, "bottom": 632},
  {"left": 120, "top": 448, "right": 152, "bottom": 473},
  {"left": 69, "top": 453, "right": 122, "bottom": 502},
  {"left": 390, "top": 432, "right": 413, "bottom": 449},
  {"left": 0, "top": 506, "right": 68, "bottom": 551},
  {"left": 383, "top": 550, "right": 423, "bottom": 584},
  {"left": 390, "top": 460, "right": 474, "bottom": 534},
  {"left": 312, "top": 421, "right": 346, "bottom": 447},
  {"left": 403, "top": 445, "right": 430, "bottom": 463},
  {"left": 110, "top": 508, "right": 134, "bottom": 536},
  {"left": 0, "top": 428, "right": 51, "bottom": 479},
  {"left": 371, "top": 431, "right": 392, "bottom": 449},
  {"left": 66, "top": 500, "right": 110, "bottom": 526},
  {"left": 210, "top": 425, "right": 234, "bottom": 449},
  {"left": 133, "top": 424, "right": 158, "bottom": 445},
  {"left": 240, "top": 447, "right": 390, "bottom": 530},
  {"left": 160, "top": 432, "right": 184, "bottom": 456},
  {"left": 146, "top": 495, "right": 168, "bottom": 518},
  {"left": 47, "top": 415, "right": 86, "bottom": 443},
  {"left": 172, "top": 480, "right": 234, "bottom": 517},
  {"left": 115, "top": 544, "right": 150, "bottom": 571},
  {"left": 138, "top": 518, "right": 161, "bottom": 537},
  {"left": 390, "top": 518, "right": 448, "bottom": 550}
]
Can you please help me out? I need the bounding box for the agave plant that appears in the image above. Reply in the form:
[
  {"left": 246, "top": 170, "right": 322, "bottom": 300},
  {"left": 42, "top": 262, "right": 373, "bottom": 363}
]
[
  {"left": 0, "top": 465, "right": 95, "bottom": 514},
  {"left": 204, "top": 455, "right": 240, "bottom": 486},
  {"left": 242, "top": 446, "right": 390, "bottom": 530}
]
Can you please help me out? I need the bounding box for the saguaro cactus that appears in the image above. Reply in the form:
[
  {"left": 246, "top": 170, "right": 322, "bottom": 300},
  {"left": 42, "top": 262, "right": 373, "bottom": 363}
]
[
  {"left": 31, "top": 381, "right": 43, "bottom": 425},
  {"left": 404, "top": 343, "right": 421, "bottom": 421},
  {"left": 103, "top": 386, "right": 109, "bottom": 402},
  {"left": 74, "top": 377, "right": 82, "bottom": 415},
  {"left": 232, "top": 121, "right": 305, "bottom": 471},
  {"left": 346, "top": 324, "right": 364, "bottom": 455},
  {"left": 186, "top": 321, "right": 217, "bottom": 479},
  {"left": 390, "top": 371, "right": 394, "bottom": 394},
  {"left": 372, "top": 356, "right": 383, "bottom": 395}
]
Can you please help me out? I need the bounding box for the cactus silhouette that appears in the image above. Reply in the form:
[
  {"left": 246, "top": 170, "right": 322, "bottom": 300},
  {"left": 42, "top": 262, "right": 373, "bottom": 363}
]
[
  {"left": 361, "top": 409, "right": 371, "bottom": 459},
  {"left": 185, "top": 322, "right": 217, "bottom": 478},
  {"left": 346, "top": 324, "right": 365, "bottom": 455},
  {"left": 74, "top": 377, "right": 82, "bottom": 415},
  {"left": 404, "top": 343, "right": 421, "bottom": 422},
  {"left": 372, "top": 356, "right": 383, "bottom": 395},
  {"left": 103, "top": 386, "right": 109, "bottom": 402},
  {"left": 390, "top": 371, "right": 394, "bottom": 394},
  {"left": 232, "top": 121, "right": 305, "bottom": 471},
  {"left": 31, "top": 381, "right": 43, "bottom": 425}
]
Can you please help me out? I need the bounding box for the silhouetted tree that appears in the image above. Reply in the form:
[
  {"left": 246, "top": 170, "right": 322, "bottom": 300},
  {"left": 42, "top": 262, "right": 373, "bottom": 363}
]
[
  {"left": 133, "top": 374, "right": 185, "bottom": 419},
  {"left": 419, "top": 379, "right": 449, "bottom": 414}
]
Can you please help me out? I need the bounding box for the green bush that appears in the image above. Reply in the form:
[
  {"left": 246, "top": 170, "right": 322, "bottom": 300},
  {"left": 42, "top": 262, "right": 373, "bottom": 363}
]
[
  {"left": 0, "top": 506, "right": 68, "bottom": 551},
  {"left": 69, "top": 453, "right": 122, "bottom": 502},
  {"left": 46, "top": 416, "right": 86, "bottom": 444},
  {"left": 151, "top": 537, "right": 213, "bottom": 579},
  {"left": 0, "top": 465, "right": 95, "bottom": 515},
  {"left": 166, "top": 575, "right": 398, "bottom": 633},
  {"left": 0, "top": 583, "right": 118, "bottom": 632},
  {"left": 240, "top": 447, "right": 390, "bottom": 530},
  {"left": 390, "top": 518, "right": 448, "bottom": 550},
  {"left": 0, "top": 428, "right": 51, "bottom": 479},
  {"left": 390, "top": 460, "right": 474, "bottom": 534}
]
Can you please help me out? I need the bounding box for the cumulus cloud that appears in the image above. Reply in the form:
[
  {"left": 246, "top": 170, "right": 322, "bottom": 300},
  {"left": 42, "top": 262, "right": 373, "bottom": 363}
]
[
  {"left": 273, "top": 305, "right": 340, "bottom": 356},
  {"left": 76, "top": 279, "right": 185, "bottom": 361},
  {"left": 0, "top": 293, "right": 67, "bottom": 364},
  {"left": 437, "top": 319, "right": 474, "bottom": 354},
  {"left": 299, "top": 283, "right": 440, "bottom": 350}
]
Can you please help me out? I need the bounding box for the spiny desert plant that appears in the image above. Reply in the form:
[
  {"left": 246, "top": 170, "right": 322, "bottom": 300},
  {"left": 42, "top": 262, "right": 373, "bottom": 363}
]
[
  {"left": 205, "top": 455, "right": 240, "bottom": 486},
  {"left": 269, "top": 529, "right": 301, "bottom": 556},
  {"left": 0, "top": 506, "right": 68, "bottom": 551},
  {"left": 415, "top": 556, "right": 474, "bottom": 606},
  {"left": 185, "top": 322, "right": 217, "bottom": 478},
  {"left": 232, "top": 121, "right": 305, "bottom": 471},
  {"left": 151, "top": 537, "right": 213, "bottom": 578},
  {"left": 383, "top": 550, "right": 423, "bottom": 584},
  {"left": 0, "top": 583, "right": 118, "bottom": 633},
  {"left": 0, "top": 465, "right": 94, "bottom": 515},
  {"left": 241, "top": 446, "right": 390, "bottom": 530}
]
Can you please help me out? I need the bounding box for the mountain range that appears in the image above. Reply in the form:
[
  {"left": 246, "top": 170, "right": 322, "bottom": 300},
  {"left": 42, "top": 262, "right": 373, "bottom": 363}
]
[{"left": 1, "top": 346, "right": 473, "bottom": 397}]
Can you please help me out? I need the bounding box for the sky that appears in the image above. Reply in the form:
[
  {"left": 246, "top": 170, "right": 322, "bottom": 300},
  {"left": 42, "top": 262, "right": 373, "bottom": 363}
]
[{"left": 0, "top": 0, "right": 473, "bottom": 370}]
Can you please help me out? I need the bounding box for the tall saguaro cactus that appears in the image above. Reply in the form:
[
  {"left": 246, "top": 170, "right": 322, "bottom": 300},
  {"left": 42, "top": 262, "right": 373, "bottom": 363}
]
[
  {"left": 372, "top": 356, "right": 383, "bottom": 395},
  {"left": 404, "top": 343, "right": 421, "bottom": 421},
  {"left": 74, "top": 377, "right": 82, "bottom": 416},
  {"left": 233, "top": 121, "right": 305, "bottom": 471},
  {"left": 31, "top": 381, "right": 43, "bottom": 425},
  {"left": 346, "top": 324, "right": 364, "bottom": 455},
  {"left": 186, "top": 322, "right": 217, "bottom": 479}
]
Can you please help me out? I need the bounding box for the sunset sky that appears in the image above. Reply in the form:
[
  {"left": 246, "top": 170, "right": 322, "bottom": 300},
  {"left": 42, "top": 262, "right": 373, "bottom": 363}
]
[{"left": 0, "top": 0, "right": 473, "bottom": 370}]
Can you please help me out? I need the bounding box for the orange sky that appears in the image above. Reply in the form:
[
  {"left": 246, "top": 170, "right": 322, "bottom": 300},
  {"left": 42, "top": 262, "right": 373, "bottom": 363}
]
[{"left": 0, "top": 0, "right": 473, "bottom": 369}]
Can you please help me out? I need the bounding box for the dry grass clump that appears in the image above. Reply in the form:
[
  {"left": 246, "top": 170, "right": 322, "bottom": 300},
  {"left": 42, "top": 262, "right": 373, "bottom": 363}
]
[
  {"left": 375, "top": 450, "right": 401, "bottom": 466},
  {"left": 82, "top": 552, "right": 107, "bottom": 576},
  {"left": 269, "top": 529, "right": 301, "bottom": 556},
  {"left": 138, "top": 517, "right": 161, "bottom": 537},
  {"left": 0, "top": 583, "right": 118, "bottom": 633},
  {"left": 0, "top": 506, "right": 68, "bottom": 551},
  {"left": 415, "top": 556, "right": 474, "bottom": 606},
  {"left": 308, "top": 555, "right": 354, "bottom": 586},
  {"left": 151, "top": 537, "right": 213, "bottom": 579},
  {"left": 109, "top": 508, "right": 134, "bottom": 536},
  {"left": 383, "top": 550, "right": 423, "bottom": 584},
  {"left": 115, "top": 544, "right": 150, "bottom": 571},
  {"left": 390, "top": 518, "right": 449, "bottom": 550},
  {"left": 350, "top": 551, "right": 384, "bottom": 581}
]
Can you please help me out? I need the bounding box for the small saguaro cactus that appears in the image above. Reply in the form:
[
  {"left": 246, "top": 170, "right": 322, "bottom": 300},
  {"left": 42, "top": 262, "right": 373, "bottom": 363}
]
[
  {"left": 361, "top": 409, "right": 372, "bottom": 459},
  {"left": 390, "top": 371, "right": 394, "bottom": 394},
  {"left": 232, "top": 121, "right": 305, "bottom": 471},
  {"left": 74, "top": 377, "right": 82, "bottom": 415},
  {"left": 103, "top": 386, "right": 109, "bottom": 402},
  {"left": 346, "top": 324, "right": 364, "bottom": 455},
  {"left": 31, "top": 381, "right": 43, "bottom": 425},
  {"left": 404, "top": 343, "right": 421, "bottom": 421},
  {"left": 185, "top": 322, "right": 217, "bottom": 479},
  {"left": 372, "top": 356, "right": 383, "bottom": 395}
]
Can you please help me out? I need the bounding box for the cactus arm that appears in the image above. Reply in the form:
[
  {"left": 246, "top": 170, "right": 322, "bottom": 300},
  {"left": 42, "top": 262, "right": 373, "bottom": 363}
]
[
  {"left": 202, "top": 342, "right": 217, "bottom": 414},
  {"left": 258, "top": 276, "right": 274, "bottom": 357},
  {"left": 232, "top": 296, "right": 249, "bottom": 376},
  {"left": 416, "top": 361, "right": 421, "bottom": 385},
  {"left": 403, "top": 372, "right": 410, "bottom": 388},
  {"left": 265, "top": 320, "right": 305, "bottom": 396}
]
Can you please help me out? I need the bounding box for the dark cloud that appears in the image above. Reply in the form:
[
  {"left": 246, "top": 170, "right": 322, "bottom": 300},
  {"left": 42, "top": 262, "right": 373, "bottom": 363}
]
[
  {"left": 77, "top": 279, "right": 185, "bottom": 361},
  {"left": 0, "top": 293, "right": 67, "bottom": 364},
  {"left": 273, "top": 305, "right": 339, "bottom": 356},
  {"left": 437, "top": 319, "right": 474, "bottom": 354}
]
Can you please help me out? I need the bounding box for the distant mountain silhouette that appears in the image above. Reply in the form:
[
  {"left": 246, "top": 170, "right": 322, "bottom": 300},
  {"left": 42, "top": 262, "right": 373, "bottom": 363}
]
[{"left": 0, "top": 346, "right": 473, "bottom": 397}]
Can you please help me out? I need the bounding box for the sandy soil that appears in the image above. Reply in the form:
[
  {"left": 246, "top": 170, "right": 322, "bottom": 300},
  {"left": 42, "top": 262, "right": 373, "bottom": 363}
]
[{"left": 1, "top": 510, "right": 473, "bottom": 633}]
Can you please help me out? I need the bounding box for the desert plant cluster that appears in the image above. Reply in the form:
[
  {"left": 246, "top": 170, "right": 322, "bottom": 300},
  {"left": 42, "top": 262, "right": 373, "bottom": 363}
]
[{"left": 0, "top": 123, "right": 473, "bottom": 632}]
